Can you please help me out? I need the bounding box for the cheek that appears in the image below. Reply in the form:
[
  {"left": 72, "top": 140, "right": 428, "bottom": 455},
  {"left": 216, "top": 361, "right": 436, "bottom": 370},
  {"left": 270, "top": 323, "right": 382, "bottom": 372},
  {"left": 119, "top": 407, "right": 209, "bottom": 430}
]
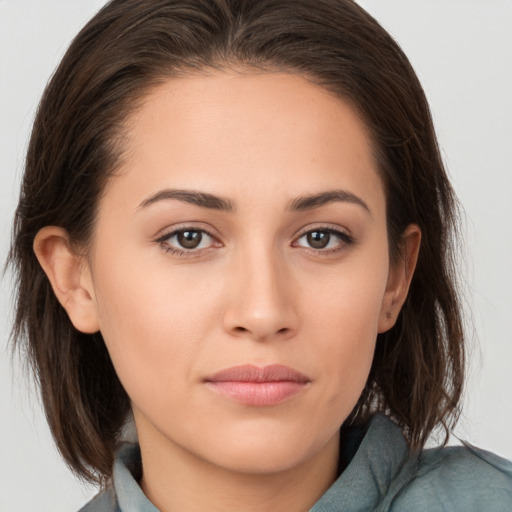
[
  {"left": 90, "top": 255, "right": 223, "bottom": 402},
  {"left": 302, "top": 258, "right": 388, "bottom": 404}
]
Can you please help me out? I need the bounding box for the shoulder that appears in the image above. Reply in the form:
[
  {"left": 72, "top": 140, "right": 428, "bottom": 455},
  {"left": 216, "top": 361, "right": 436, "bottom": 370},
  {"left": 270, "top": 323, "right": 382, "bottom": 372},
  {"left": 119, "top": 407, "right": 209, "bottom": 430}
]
[
  {"left": 77, "top": 487, "right": 119, "bottom": 512},
  {"left": 390, "top": 443, "right": 512, "bottom": 511}
]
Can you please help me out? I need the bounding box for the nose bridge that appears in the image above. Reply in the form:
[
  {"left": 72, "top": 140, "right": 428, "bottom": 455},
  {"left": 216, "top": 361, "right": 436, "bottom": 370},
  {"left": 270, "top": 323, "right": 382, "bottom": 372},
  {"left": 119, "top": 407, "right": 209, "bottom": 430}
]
[{"left": 223, "top": 238, "right": 297, "bottom": 340}]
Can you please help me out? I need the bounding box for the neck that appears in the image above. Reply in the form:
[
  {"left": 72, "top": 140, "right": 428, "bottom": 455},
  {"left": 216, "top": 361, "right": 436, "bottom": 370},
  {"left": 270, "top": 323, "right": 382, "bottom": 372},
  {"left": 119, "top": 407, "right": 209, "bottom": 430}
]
[{"left": 137, "top": 425, "right": 339, "bottom": 512}]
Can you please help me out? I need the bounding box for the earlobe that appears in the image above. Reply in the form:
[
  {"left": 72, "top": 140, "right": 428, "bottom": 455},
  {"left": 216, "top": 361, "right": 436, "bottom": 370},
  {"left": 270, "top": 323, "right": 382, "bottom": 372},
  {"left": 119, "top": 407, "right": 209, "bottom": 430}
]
[
  {"left": 33, "top": 226, "right": 100, "bottom": 334},
  {"left": 378, "top": 224, "right": 421, "bottom": 333}
]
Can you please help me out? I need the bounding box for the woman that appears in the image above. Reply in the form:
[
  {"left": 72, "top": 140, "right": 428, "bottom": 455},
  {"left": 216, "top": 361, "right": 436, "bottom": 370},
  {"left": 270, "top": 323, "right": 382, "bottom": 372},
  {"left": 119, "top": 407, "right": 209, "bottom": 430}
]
[{"left": 7, "top": 0, "right": 512, "bottom": 510}]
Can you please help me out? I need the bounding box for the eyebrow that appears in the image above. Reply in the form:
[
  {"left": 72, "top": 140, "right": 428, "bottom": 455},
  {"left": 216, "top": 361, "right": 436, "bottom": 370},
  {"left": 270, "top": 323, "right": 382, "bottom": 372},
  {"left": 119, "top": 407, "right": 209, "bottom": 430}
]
[
  {"left": 138, "top": 189, "right": 234, "bottom": 211},
  {"left": 288, "top": 190, "right": 371, "bottom": 214},
  {"left": 138, "top": 187, "right": 370, "bottom": 215}
]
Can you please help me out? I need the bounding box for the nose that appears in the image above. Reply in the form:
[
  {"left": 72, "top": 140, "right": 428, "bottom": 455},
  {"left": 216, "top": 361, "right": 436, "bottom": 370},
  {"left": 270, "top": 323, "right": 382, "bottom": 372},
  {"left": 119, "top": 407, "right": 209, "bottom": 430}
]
[{"left": 222, "top": 246, "right": 299, "bottom": 342}]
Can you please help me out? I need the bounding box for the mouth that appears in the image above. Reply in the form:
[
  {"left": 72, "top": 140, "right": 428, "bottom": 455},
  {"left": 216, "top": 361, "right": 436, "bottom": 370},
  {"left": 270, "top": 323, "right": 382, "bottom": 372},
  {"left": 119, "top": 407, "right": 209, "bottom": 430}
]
[{"left": 204, "top": 364, "right": 311, "bottom": 406}]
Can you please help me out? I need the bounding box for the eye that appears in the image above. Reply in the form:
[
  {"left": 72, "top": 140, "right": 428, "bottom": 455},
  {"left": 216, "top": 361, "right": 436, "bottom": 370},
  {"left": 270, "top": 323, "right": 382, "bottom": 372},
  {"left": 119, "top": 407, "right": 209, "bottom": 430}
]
[
  {"left": 294, "top": 228, "right": 353, "bottom": 252},
  {"left": 156, "top": 228, "right": 218, "bottom": 253}
]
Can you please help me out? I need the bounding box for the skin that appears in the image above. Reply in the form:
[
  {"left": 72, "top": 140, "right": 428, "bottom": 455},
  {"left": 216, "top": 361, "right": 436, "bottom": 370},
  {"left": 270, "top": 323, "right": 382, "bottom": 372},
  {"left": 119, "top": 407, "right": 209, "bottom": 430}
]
[{"left": 34, "top": 71, "right": 420, "bottom": 512}]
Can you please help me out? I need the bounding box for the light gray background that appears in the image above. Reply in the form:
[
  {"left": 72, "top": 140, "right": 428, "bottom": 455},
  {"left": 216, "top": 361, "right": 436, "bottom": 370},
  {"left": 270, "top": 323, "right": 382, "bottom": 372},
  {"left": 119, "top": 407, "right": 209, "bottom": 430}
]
[{"left": 1, "top": 1, "right": 511, "bottom": 511}]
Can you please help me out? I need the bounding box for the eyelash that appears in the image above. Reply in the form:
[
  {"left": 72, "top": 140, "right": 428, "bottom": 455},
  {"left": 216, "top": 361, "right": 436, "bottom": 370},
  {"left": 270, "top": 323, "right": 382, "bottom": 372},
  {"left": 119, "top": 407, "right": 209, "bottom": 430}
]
[
  {"left": 292, "top": 227, "right": 354, "bottom": 255},
  {"left": 155, "top": 226, "right": 354, "bottom": 257},
  {"left": 155, "top": 226, "right": 220, "bottom": 257}
]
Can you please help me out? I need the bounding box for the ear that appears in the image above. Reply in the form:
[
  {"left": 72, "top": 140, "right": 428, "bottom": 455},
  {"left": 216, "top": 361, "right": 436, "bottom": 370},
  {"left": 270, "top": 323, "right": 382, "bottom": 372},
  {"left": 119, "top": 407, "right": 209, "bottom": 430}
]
[
  {"left": 378, "top": 224, "right": 421, "bottom": 333},
  {"left": 33, "top": 226, "right": 100, "bottom": 334}
]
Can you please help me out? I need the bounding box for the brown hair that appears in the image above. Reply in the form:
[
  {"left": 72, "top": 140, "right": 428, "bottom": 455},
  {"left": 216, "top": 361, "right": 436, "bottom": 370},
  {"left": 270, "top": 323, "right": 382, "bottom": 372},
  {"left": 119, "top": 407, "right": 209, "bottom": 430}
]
[{"left": 9, "top": 0, "right": 464, "bottom": 483}]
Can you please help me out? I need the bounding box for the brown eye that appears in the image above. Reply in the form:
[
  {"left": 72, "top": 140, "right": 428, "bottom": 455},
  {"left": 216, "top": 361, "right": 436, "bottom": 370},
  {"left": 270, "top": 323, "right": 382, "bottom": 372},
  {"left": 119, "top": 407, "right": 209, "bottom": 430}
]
[
  {"left": 294, "top": 228, "right": 354, "bottom": 253},
  {"left": 177, "top": 230, "right": 203, "bottom": 249},
  {"left": 307, "top": 231, "right": 330, "bottom": 249},
  {"left": 157, "top": 228, "right": 217, "bottom": 253}
]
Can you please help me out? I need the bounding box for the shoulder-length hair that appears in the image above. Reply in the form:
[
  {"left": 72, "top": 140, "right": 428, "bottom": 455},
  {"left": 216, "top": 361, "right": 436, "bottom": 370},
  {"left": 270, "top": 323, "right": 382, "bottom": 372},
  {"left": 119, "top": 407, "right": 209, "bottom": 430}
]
[{"left": 9, "top": 0, "right": 464, "bottom": 483}]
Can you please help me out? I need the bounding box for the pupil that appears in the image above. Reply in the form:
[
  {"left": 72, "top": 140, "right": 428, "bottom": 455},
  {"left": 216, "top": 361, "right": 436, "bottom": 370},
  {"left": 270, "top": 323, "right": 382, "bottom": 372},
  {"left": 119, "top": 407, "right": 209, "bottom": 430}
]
[
  {"left": 178, "top": 230, "right": 202, "bottom": 249},
  {"left": 307, "top": 231, "right": 330, "bottom": 249}
]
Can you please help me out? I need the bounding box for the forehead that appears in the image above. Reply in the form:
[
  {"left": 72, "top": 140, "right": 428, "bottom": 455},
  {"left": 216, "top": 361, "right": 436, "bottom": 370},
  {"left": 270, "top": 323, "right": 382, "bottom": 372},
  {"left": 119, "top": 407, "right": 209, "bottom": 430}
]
[{"left": 104, "top": 71, "right": 384, "bottom": 213}]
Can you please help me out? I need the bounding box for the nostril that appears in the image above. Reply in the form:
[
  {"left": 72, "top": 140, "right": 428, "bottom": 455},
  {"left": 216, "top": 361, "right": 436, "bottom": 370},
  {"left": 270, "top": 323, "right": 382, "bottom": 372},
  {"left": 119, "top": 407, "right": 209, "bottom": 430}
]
[{"left": 230, "top": 325, "right": 291, "bottom": 338}]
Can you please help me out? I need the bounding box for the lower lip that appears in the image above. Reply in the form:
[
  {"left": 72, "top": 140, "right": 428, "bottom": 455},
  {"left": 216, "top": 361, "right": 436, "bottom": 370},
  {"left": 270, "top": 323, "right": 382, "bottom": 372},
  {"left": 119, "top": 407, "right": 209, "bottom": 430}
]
[{"left": 205, "top": 381, "right": 308, "bottom": 406}]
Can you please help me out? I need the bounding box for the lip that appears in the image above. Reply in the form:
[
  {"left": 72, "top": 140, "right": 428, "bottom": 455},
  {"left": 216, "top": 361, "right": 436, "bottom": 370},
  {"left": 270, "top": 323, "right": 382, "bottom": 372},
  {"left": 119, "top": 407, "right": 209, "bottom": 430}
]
[{"left": 204, "top": 364, "right": 310, "bottom": 406}]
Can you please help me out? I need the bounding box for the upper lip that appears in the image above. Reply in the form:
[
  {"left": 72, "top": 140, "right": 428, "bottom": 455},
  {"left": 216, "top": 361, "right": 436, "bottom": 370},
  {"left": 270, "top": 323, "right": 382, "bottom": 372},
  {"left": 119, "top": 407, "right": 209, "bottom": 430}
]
[{"left": 205, "top": 364, "right": 310, "bottom": 383}]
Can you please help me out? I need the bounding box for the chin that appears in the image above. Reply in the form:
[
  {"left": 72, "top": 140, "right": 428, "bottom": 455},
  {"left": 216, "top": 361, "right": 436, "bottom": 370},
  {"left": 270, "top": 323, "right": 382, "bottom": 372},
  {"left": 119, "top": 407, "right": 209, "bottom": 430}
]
[
  {"left": 209, "top": 445, "right": 315, "bottom": 475},
  {"left": 195, "top": 421, "right": 339, "bottom": 475}
]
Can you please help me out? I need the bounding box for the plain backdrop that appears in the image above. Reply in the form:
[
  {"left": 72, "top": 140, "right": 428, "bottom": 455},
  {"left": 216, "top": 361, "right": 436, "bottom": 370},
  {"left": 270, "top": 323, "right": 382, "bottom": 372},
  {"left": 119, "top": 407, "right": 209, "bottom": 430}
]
[{"left": 1, "top": 1, "right": 511, "bottom": 511}]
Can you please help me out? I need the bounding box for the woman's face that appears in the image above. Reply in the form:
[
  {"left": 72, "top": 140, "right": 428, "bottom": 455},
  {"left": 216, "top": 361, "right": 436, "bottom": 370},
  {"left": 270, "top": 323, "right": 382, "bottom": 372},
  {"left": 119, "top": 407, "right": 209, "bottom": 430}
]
[{"left": 83, "top": 72, "right": 404, "bottom": 474}]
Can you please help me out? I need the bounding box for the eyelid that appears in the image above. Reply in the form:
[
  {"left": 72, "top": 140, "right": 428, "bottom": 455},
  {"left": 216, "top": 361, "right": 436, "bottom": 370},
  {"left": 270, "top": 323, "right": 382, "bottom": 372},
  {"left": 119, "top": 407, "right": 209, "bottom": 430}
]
[
  {"left": 291, "top": 224, "right": 355, "bottom": 253},
  {"left": 154, "top": 223, "right": 223, "bottom": 255},
  {"left": 293, "top": 223, "right": 353, "bottom": 240},
  {"left": 154, "top": 221, "right": 221, "bottom": 240}
]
